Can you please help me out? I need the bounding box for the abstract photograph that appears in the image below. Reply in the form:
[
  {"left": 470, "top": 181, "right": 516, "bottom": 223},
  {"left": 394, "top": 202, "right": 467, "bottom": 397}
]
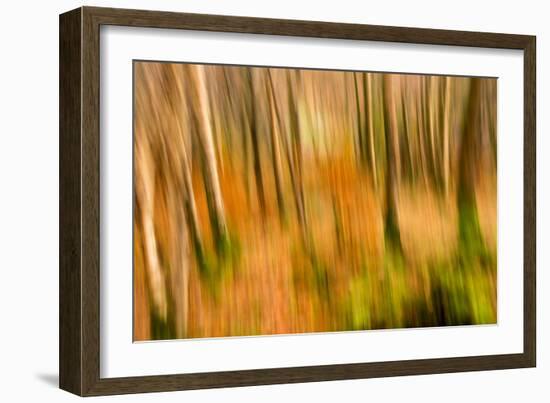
[{"left": 133, "top": 61, "right": 497, "bottom": 341}]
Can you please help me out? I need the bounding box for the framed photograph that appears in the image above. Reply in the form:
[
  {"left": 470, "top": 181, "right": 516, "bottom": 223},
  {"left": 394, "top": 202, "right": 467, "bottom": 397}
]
[{"left": 59, "top": 6, "right": 536, "bottom": 396}]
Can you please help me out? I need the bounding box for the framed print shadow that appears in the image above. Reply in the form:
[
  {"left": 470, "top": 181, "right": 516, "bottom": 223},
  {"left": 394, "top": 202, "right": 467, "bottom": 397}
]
[{"left": 59, "top": 6, "right": 536, "bottom": 396}]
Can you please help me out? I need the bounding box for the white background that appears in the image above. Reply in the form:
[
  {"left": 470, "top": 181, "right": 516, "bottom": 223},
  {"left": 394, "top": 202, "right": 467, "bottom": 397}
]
[
  {"left": 0, "top": 0, "right": 546, "bottom": 402},
  {"left": 101, "top": 26, "right": 524, "bottom": 378}
]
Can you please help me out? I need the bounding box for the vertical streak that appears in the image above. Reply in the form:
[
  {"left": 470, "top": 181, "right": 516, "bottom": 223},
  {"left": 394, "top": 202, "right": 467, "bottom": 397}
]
[
  {"left": 192, "top": 65, "right": 228, "bottom": 241},
  {"left": 442, "top": 76, "right": 452, "bottom": 197}
]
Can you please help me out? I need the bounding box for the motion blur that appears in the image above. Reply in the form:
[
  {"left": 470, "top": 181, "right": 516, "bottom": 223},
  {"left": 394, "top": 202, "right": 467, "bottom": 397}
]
[{"left": 133, "top": 62, "right": 497, "bottom": 340}]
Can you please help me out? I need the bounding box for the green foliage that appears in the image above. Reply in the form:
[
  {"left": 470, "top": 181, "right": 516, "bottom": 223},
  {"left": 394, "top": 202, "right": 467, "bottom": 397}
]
[
  {"left": 149, "top": 309, "right": 176, "bottom": 341},
  {"left": 196, "top": 231, "right": 241, "bottom": 299},
  {"left": 310, "top": 253, "right": 331, "bottom": 299},
  {"left": 341, "top": 201, "right": 496, "bottom": 331},
  {"left": 458, "top": 201, "right": 485, "bottom": 261}
]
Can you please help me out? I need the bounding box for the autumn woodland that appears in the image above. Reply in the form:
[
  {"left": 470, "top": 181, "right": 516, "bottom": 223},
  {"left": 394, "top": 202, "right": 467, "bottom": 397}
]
[{"left": 133, "top": 61, "right": 497, "bottom": 341}]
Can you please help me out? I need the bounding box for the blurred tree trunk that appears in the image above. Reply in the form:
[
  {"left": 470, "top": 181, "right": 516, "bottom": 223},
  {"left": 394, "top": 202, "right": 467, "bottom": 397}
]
[
  {"left": 421, "top": 77, "right": 435, "bottom": 182},
  {"left": 245, "top": 68, "right": 266, "bottom": 213},
  {"left": 457, "top": 78, "right": 484, "bottom": 255},
  {"left": 135, "top": 143, "right": 167, "bottom": 321},
  {"left": 353, "top": 73, "right": 365, "bottom": 163},
  {"left": 179, "top": 103, "right": 205, "bottom": 266},
  {"left": 479, "top": 80, "right": 497, "bottom": 171},
  {"left": 163, "top": 64, "right": 192, "bottom": 338},
  {"left": 189, "top": 65, "right": 228, "bottom": 251},
  {"left": 172, "top": 136, "right": 200, "bottom": 337},
  {"left": 266, "top": 70, "right": 286, "bottom": 221},
  {"left": 442, "top": 76, "right": 452, "bottom": 197},
  {"left": 364, "top": 73, "right": 377, "bottom": 188},
  {"left": 239, "top": 83, "right": 251, "bottom": 203},
  {"left": 401, "top": 95, "right": 414, "bottom": 181},
  {"left": 458, "top": 78, "right": 482, "bottom": 206},
  {"left": 286, "top": 70, "right": 308, "bottom": 236},
  {"left": 167, "top": 187, "right": 189, "bottom": 338},
  {"left": 382, "top": 74, "right": 402, "bottom": 247},
  {"left": 414, "top": 82, "right": 429, "bottom": 188},
  {"left": 428, "top": 76, "right": 439, "bottom": 184}
]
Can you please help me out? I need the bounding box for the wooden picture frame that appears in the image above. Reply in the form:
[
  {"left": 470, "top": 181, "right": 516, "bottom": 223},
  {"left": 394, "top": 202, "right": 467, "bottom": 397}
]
[{"left": 59, "top": 6, "right": 536, "bottom": 396}]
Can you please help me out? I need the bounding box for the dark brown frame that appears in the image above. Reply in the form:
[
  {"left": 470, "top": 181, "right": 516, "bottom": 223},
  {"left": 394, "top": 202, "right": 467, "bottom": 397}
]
[{"left": 60, "top": 6, "right": 536, "bottom": 396}]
